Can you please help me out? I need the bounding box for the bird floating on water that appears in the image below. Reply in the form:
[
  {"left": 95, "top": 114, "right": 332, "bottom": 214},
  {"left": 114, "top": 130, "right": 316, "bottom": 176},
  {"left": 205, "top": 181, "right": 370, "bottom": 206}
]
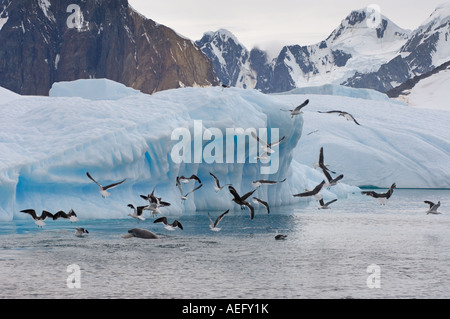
[
  {"left": 274, "top": 230, "right": 287, "bottom": 240},
  {"left": 75, "top": 228, "right": 89, "bottom": 237},
  {"left": 123, "top": 228, "right": 159, "bottom": 239},
  {"left": 86, "top": 171, "right": 126, "bottom": 198}
]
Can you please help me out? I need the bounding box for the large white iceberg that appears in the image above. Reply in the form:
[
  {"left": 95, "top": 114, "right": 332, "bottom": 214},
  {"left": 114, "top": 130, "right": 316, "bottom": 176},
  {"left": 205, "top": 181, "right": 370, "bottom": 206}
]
[
  {"left": 0, "top": 79, "right": 358, "bottom": 221},
  {"left": 1, "top": 79, "right": 449, "bottom": 222}
]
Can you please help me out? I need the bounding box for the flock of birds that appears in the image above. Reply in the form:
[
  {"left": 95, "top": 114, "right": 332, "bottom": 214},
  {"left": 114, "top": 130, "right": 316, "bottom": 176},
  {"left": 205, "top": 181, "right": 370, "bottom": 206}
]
[{"left": 19, "top": 98, "right": 443, "bottom": 239}]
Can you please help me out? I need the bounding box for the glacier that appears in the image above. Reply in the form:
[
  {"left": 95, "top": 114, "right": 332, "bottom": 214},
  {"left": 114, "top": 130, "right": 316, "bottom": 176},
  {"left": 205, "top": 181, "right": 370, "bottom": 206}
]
[{"left": 1, "top": 79, "right": 449, "bottom": 222}]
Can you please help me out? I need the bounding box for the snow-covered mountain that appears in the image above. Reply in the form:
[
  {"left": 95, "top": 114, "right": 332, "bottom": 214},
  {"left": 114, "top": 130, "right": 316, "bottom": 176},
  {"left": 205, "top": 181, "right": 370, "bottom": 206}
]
[
  {"left": 0, "top": 0, "right": 218, "bottom": 95},
  {"left": 198, "top": 7, "right": 410, "bottom": 93},
  {"left": 387, "top": 60, "right": 450, "bottom": 111},
  {"left": 344, "top": 2, "right": 450, "bottom": 92}
]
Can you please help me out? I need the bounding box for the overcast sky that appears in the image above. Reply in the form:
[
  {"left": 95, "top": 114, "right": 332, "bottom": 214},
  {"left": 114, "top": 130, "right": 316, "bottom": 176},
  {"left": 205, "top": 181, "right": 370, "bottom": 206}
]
[{"left": 128, "top": 0, "right": 447, "bottom": 53}]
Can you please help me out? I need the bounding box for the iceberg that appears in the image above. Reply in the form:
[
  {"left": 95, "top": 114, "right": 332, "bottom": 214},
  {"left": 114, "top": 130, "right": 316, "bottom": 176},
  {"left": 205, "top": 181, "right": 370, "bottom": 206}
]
[{"left": 0, "top": 79, "right": 357, "bottom": 222}]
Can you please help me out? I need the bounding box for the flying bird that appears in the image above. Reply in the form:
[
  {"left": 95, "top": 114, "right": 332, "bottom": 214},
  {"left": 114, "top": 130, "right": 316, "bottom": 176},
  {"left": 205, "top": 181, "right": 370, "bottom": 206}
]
[
  {"left": 20, "top": 209, "right": 54, "bottom": 227},
  {"left": 323, "top": 170, "right": 344, "bottom": 188},
  {"left": 318, "top": 110, "right": 361, "bottom": 125},
  {"left": 228, "top": 186, "right": 256, "bottom": 220},
  {"left": 86, "top": 171, "right": 126, "bottom": 198},
  {"left": 318, "top": 198, "right": 338, "bottom": 210},
  {"left": 53, "top": 209, "right": 78, "bottom": 222},
  {"left": 176, "top": 176, "right": 203, "bottom": 201},
  {"left": 362, "top": 183, "right": 397, "bottom": 205},
  {"left": 251, "top": 131, "right": 286, "bottom": 160},
  {"left": 281, "top": 99, "right": 309, "bottom": 118},
  {"left": 209, "top": 172, "right": 231, "bottom": 192},
  {"left": 293, "top": 180, "right": 326, "bottom": 201},
  {"left": 313, "top": 147, "right": 336, "bottom": 174},
  {"left": 424, "top": 201, "right": 441, "bottom": 215},
  {"left": 252, "top": 197, "right": 270, "bottom": 214},
  {"left": 208, "top": 210, "right": 230, "bottom": 232},
  {"left": 252, "top": 178, "right": 286, "bottom": 189},
  {"left": 154, "top": 217, "right": 183, "bottom": 231},
  {"left": 127, "top": 204, "right": 146, "bottom": 222},
  {"left": 75, "top": 228, "right": 89, "bottom": 237},
  {"left": 178, "top": 175, "right": 202, "bottom": 184}
]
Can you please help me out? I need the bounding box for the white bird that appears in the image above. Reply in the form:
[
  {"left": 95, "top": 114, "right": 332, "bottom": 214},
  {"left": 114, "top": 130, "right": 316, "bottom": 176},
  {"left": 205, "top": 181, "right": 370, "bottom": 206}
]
[
  {"left": 424, "top": 201, "right": 441, "bottom": 215},
  {"left": 293, "top": 180, "right": 326, "bottom": 201},
  {"left": 252, "top": 178, "right": 286, "bottom": 188},
  {"left": 318, "top": 199, "right": 338, "bottom": 210},
  {"left": 318, "top": 110, "right": 361, "bottom": 125},
  {"left": 20, "top": 209, "right": 54, "bottom": 227},
  {"left": 209, "top": 172, "right": 231, "bottom": 192},
  {"left": 362, "top": 183, "right": 397, "bottom": 205},
  {"left": 86, "top": 171, "right": 126, "bottom": 198},
  {"left": 127, "top": 204, "right": 146, "bottom": 222},
  {"left": 154, "top": 217, "right": 183, "bottom": 231},
  {"left": 251, "top": 131, "right": 286, "bottom": 158},
  {"left": 208, "top": 210, "right": 230, "bottom": 232},
  {"left": 281, "top": 99, "right": 309, "bottom": 118},
  {"left": 53, "top": 209, "right": 78, "bottom": 223},
  {"left": 75, "top": 228, "right": 89, "bottom": 237},
  {"left": 176, "top": 176, "right": 203, "bottom": 201}
]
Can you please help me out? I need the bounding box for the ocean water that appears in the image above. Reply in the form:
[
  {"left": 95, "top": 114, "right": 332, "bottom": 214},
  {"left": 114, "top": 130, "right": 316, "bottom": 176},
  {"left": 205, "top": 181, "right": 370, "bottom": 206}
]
[{"left": 0, "top": 189, "right": 449, "bottom": 299}]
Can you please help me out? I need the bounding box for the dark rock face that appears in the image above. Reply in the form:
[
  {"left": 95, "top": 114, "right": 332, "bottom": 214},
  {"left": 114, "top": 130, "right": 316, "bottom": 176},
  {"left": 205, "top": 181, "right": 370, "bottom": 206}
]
[{"left": 0, "top": 0, "right": 218, "bottom": 95}]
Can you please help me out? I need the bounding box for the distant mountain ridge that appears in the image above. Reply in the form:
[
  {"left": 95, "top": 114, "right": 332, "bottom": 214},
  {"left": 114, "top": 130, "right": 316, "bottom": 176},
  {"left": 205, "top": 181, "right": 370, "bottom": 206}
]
[
  {"left": 197, "top": 3, "right": 450, "bottom": 94},
  {"left": 0, "top": 0, "right": 219, "bottom": 95}
]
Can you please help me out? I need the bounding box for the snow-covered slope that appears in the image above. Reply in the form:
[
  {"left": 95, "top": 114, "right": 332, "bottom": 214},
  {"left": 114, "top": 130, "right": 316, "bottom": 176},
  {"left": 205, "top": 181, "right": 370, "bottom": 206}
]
[{"left": 396, "top": 65, "right": 450, "bottom": 111}]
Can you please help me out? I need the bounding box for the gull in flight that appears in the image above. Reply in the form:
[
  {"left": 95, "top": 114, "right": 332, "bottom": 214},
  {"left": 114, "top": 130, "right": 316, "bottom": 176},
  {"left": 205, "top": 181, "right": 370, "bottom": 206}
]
[
  {"left": 209, "top": 172, "right": 231, "bottom": 192},
  {"left": 86, "top": 172, "right": 126, "bottom": 198},
  {"left": 252, "top": 197, "right": 270, "bottom": 214},
  {"left": 362, "top": 183, "right": 397, "bottom": 205},
  {"left": 293, "top": 180, "right": 326, "bottom": 201},
  {"left": 176, "top": 176, "right": 203, "bottom": 200},
  {"left": 228, "top": 186, "right": 256, "bottom": 220},
  {"left": 53, "top": 209, "right": 78, "bottom": 222},
  {"left": 281, "top": 99, "right": 309, "bottom": 118},
  {"left": 127, "top": 204, "right": 146, "bottom": 222},
  {"left": 20, "top": 209, "right": 54, "bottom": 227},
  {"left": 251, "top": 131, "right": 285, "bottom": 160},
  {"left": 208, "top": 210, "right": 230, "bottom": 232},
  {"left": 154, "top": 217, "right": 183, "bottom": 231},
  {"left": 313, "top": 147, "right": 336, "bottom": 174},
  {"left": 252, "top": 178, "right": 286, "bottom": 189},
  {"left": 424, "top": 201, "right": 441, "bottom": 215},
  {"left": 318, "top": 110, "right": 361, "bottom": 126},
  {"left": 318, "top": 199, "right": 338, "bottom": 210}
]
